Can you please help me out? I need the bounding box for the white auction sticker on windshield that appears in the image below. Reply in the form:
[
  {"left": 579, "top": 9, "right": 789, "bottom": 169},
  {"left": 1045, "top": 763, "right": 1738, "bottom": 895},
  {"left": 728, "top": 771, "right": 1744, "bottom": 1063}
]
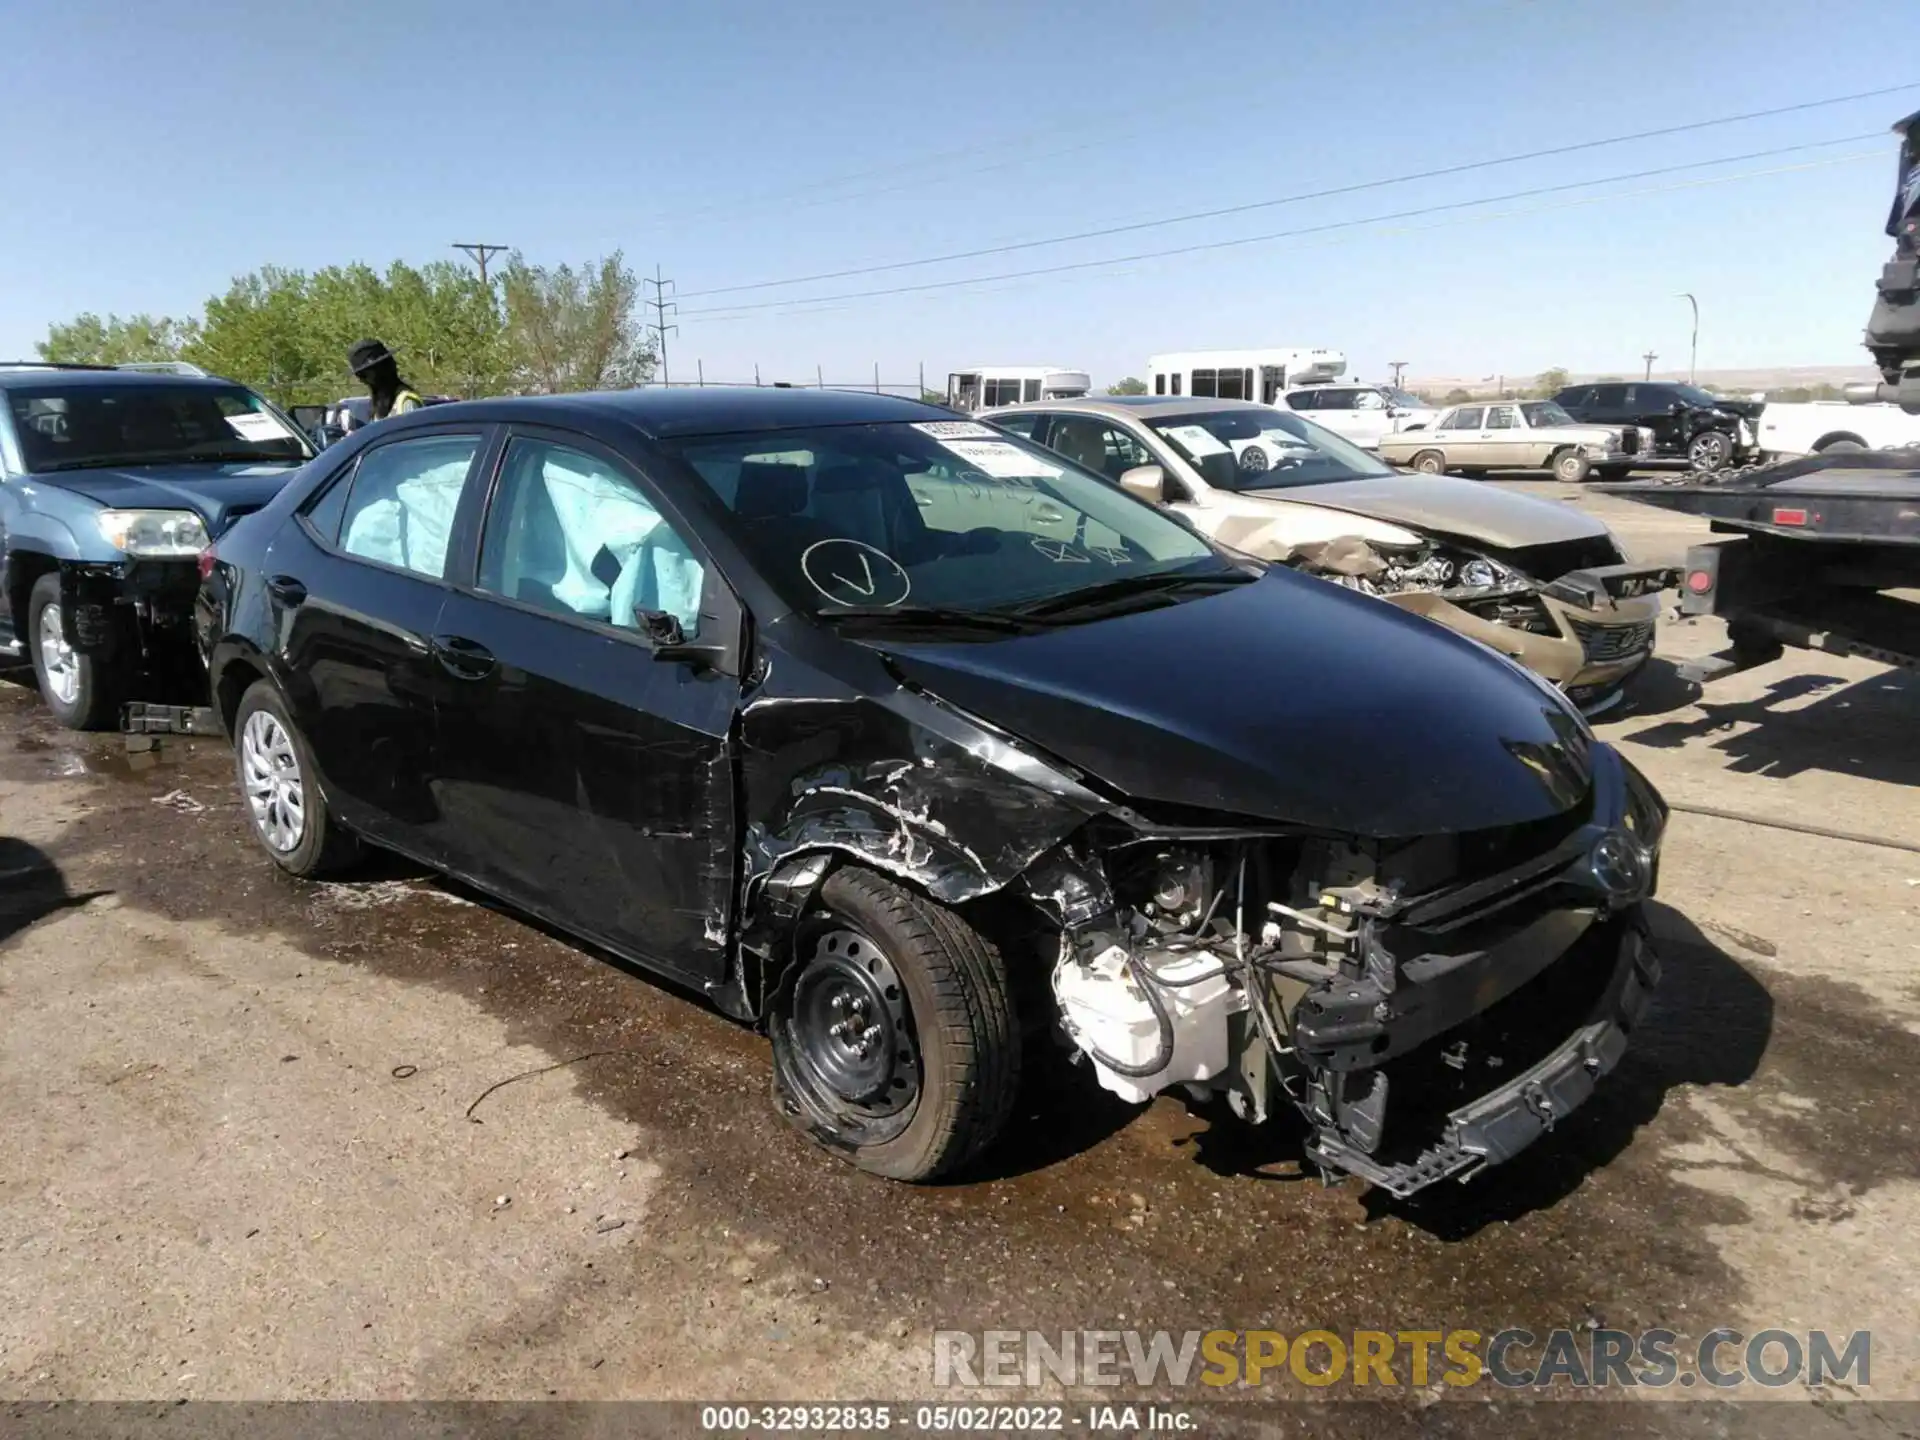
[
  {"left": 1163, "top": 424, "right": 1231, "bottom": 458},
  {"left": 225, "top": 411, "right": 295, "bottom": 442},
  {"left": 911, "top": 420, "right": 1000, "bottom": 440},
  {"left": 940, "top": 440, "right": 1062, "bottom": 479}
]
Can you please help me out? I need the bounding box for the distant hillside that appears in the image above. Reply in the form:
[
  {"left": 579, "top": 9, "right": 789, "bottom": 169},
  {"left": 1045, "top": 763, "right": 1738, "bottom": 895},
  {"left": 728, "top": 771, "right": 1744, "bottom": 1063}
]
[{"left": 1405, "top": 364, "right": 1879, "bottom": 402}]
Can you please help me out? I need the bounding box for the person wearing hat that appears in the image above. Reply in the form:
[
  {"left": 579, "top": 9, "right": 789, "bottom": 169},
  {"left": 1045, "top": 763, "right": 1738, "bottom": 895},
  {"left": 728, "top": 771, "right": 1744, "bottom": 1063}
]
[{"left": 347, "top": 339, "right": 424, "bottom": 423}]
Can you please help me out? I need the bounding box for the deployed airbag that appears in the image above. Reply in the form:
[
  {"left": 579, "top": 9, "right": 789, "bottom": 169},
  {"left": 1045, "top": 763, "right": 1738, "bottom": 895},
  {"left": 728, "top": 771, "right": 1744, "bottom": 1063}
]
[{"left": 542, "top": 453, "right": 704, "bottom": 634}]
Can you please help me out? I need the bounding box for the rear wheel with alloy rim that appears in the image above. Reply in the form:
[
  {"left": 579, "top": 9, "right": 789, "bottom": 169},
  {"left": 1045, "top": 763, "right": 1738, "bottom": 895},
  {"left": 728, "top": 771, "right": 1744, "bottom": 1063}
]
[
  {"left": 770, "top": 867, "right": 1019, "bottom": 1181},
  {"left": 232, "top": 679, "right": 361, "bottom": 877}
]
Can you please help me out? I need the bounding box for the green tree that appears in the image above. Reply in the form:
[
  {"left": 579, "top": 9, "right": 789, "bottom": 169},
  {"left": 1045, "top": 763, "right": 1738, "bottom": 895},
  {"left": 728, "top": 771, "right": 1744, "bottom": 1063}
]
[
  {"left": 500, "top": 251, "right": 655, "bottom": 394},
  {"left": 1442, "top": 387, "right": 1473, "bottom": 404},
  {"left": 37, "top": 313, "right": 198, "bottom": 366},
  {"left": 1532, "top": 367, "right": 1570, "bottom": 399},
  {"left": 1107, "top": 376, "right": 1148, "bottom": 395},
  {"left": 920, "top": 390, "right": 949, "bottom": 405}
]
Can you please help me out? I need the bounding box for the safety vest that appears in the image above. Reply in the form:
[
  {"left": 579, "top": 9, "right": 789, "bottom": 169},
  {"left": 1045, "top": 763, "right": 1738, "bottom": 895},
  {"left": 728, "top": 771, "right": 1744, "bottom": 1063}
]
[{"left": 392, "top": 388, "right": 424, "bottom": 415}]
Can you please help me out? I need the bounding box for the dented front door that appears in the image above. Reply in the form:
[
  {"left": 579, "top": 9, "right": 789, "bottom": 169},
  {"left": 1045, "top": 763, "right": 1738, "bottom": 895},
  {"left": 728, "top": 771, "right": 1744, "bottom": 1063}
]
[{"left": 426, "top": 432, "right": 739, "bottom": 983}]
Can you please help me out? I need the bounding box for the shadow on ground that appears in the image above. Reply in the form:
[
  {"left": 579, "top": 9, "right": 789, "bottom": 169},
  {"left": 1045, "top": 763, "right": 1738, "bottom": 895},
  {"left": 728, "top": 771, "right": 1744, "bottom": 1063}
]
[
  {"left": 1622, "top": 668, "right": 1920, "bottom": 786},
  {"left": 0, "top": 835, "right": 111, "bottom": 945}
]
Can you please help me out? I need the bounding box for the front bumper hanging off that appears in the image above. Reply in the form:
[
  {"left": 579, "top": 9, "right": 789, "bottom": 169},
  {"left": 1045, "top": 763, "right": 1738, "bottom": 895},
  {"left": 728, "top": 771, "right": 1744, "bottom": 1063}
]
[{"left": 1304, "top": 920, "right": 1661, "bottom": 1198}]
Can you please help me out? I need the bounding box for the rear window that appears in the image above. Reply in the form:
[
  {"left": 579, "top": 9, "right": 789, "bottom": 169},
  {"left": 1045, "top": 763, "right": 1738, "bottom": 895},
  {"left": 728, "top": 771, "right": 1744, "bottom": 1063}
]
[{"left": 7, "top": 381, "right": 313, "bottom": 474}]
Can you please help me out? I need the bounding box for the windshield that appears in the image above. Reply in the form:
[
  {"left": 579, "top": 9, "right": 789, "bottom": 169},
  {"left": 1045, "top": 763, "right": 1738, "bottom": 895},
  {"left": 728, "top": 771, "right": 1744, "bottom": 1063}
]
[
  {"left": 1384, "top": 388, "right": 1425, "bottom": 410},
  {"left": 1144, "top": 406, "right": 1392, "bottom": 490},
  {"left": 1520, "top": 401, "right": 1576, "bottom": 427},
  {"left": 664, "top": 421, "right": 1230, "bottom": 618},
  {"left": 7, "top": 382, "right": 314, "bottom": 473}
]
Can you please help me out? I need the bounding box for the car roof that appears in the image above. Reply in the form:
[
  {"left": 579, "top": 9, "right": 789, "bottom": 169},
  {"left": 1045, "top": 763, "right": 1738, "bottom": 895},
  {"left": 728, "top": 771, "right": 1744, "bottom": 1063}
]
[
  {"left": 386, "top": 385, "right": 958, "bottom": 439},
  {"left": 0, "top": 366, "right": 243, "bottom": 391},
  {"left": 995, "top": 396, "right": 1275, "bottom": 421}
]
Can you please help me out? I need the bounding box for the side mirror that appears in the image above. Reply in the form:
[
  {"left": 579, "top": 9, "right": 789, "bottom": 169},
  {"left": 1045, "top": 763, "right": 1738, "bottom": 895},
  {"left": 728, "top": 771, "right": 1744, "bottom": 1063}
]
[
  {"left": 639, "top": 609, "right": 727, "bottom": 670},
  {"left": 1118, "top": 463, "right": 1169, "bottom": 505},
  {"left": 1386, "top": 407, "right": 1407, "bottom": 418}
]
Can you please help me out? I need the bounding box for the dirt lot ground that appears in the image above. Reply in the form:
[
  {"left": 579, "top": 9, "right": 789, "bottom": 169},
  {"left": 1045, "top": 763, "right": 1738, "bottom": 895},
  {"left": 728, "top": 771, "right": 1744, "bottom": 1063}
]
[{"left": 1, "top": 479, "right": 1915, "bottom": 1431}]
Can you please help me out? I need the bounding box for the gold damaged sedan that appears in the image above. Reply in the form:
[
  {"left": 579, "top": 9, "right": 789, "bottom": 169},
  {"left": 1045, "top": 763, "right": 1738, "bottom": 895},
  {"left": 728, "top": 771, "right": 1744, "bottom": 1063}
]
[{"left": 993, "top": 397, "right": 1677, "bottom": 715}]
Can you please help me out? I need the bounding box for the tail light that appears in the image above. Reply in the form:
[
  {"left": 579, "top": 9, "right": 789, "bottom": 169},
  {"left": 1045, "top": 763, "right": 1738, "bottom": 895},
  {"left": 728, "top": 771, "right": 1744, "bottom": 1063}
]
[
  {"left": 1686, "top": 569, "right": 1713, "bottom": 594},
  {"left": 197, "top": 544, "right": 217, "bottom": 581}
]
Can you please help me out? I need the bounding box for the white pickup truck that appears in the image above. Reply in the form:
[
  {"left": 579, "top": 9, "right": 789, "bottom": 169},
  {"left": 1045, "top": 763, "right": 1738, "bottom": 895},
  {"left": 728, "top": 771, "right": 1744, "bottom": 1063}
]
[{"left": 1756, "top": 400, "right": 1920, "bottom": 458}]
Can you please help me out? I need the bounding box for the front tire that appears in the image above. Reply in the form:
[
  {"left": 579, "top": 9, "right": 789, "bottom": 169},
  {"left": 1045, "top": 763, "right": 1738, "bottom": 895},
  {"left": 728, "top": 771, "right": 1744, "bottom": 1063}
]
[
  {"left": 1688, "top": 430, "right": 1734, "bottom": 472},
  {"left": 27, "top": 573, "right": 120, "bottom": 730},
  {"left": 1816, "top": 437, "right": 1866, "bottom": 454},
  {"left": 1552, "top": 449, "right": 1593, "bottom": 483},
  {"left": 1410, "top": 450, "right": 1447, "bottom": 476},
  {"left": 770, "top": 867, "right": 1019, "bottom": 1182},
  {"left": 233, "top": 679, "right": 361, "bottom": 877}
]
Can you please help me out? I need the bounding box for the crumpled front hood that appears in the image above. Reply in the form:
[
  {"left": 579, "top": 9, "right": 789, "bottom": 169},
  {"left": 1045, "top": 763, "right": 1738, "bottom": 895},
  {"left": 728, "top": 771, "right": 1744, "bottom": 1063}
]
[
  {"left": 1240, "top": 474, "right": 1611, "bottom": 551},
  {"left": 38, "top": 463, "right": 303, "bottom": 534},
  {"left": 875, "top": 569, "right": 1595, "bottom": 838}
]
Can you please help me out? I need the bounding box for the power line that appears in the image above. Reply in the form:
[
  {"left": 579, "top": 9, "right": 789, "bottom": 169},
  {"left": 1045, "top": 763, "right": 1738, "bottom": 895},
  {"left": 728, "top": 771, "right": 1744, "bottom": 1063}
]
[
  {"left": 680, "top": 138, "right": 1880, "bottom": 320},
  {"left": 677, "top": 82, "right": 1920, "bottom": 302},
  {"left": 656, "top": 0, "right": 1538, "bottom": 227}
]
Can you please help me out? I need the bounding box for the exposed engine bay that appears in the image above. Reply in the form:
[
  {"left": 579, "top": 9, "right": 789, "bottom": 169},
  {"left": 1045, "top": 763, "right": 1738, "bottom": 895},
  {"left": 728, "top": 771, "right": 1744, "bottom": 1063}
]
[{"left": 1028, "top": 748, "right": 1667, "bottom": 1197}]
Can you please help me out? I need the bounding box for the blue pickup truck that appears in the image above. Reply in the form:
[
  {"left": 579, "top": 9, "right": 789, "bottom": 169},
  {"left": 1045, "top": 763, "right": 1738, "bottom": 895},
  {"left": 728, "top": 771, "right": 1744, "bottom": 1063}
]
[{"left": 0, "top": 363, "right": 315, "bottom": 728}]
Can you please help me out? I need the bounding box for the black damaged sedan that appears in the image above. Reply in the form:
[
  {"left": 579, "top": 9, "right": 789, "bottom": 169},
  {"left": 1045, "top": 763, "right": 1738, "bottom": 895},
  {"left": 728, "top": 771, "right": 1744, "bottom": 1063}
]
[{"left": 197, "top": 388, "right": 1665, "bottom": 1192}]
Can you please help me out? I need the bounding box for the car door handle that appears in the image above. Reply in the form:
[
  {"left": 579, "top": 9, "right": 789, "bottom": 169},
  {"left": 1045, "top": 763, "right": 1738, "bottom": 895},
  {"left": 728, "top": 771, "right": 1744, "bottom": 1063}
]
[
  {"left": 430, "top": 633, "right": 496, "bottom": 680},
  {"left": 265, "top": 574, "right": 307, "bottom": 606}
]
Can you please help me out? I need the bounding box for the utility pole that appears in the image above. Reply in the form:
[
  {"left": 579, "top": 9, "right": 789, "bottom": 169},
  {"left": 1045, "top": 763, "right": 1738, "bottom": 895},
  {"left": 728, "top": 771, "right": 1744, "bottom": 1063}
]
[
  {"left": 1679, "top": 293, "right": 1699, "bottom": 384},
  {"left": 1389, "top": 361, "right": 1408, "bottom": 389},
  {"left": 1642, "top": 350, "right": 1658, "bottom": 381},
  {"left": 643, "top": 267, "right": 678, "bottom": 386},
  {"left": 452, "top": 243, "right": 509, "bottom": 290}
]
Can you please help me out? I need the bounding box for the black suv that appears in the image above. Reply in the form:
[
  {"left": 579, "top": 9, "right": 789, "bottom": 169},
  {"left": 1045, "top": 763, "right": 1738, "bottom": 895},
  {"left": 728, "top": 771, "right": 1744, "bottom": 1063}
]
[{"left": 1554, "top": 381, "right": 1763, "bottom": 472}]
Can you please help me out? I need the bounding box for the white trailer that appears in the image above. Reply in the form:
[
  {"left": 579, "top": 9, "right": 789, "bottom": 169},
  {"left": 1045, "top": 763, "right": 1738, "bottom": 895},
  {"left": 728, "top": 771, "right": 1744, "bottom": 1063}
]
[
  {"left": 1146, "top": 348, "right": 1346, "bottom": 405},
  {"left": 1755, "top": 400, "right": 1920, "bottom": 458},
  {"left": 946, "top": 366, "right": 1091, "bottom": 412}
]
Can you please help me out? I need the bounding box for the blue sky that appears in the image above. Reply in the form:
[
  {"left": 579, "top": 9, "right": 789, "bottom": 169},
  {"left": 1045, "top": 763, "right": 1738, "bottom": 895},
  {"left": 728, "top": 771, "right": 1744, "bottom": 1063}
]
[{"left": 1, "top": 0, "right": 1914, "bottom": 388}]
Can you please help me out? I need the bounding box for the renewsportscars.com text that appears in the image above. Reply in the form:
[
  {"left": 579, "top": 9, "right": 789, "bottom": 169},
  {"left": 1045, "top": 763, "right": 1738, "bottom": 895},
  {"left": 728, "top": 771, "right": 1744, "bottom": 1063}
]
[{"left": 933, "top": 1328, "right": 1871, "bottom": 1390}]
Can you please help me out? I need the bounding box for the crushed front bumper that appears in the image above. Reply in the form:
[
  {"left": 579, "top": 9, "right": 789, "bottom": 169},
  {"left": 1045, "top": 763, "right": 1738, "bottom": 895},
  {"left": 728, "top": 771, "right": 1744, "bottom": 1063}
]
[
  {"left": 59, "top": 559, "right": 200, "bottom": 655},
  {"left": 1386, "top": 564, "right": 1674, "bottom": 713},
  {"left": 1305, "top": 918, "right": 1661, "bottom": 1197}
]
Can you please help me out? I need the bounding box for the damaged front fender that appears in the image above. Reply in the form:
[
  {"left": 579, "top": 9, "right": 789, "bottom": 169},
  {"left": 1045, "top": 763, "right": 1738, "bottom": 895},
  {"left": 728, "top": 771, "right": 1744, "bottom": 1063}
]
[{"left": 734, "top": 668, "right": 1112, "bottom": 1016}]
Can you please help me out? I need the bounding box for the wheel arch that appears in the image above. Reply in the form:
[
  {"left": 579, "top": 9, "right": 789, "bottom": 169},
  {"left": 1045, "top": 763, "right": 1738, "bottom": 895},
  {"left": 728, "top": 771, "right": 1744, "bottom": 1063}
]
[{"left": 1813, "top": 432, "right": 1868, "bottom": 452}]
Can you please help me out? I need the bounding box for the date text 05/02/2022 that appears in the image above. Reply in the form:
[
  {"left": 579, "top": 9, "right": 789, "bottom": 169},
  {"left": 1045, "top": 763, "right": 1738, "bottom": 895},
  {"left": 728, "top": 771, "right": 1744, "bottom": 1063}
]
[{"left": 698, "top": 1404, "right": 1196, "bottom": 1431}]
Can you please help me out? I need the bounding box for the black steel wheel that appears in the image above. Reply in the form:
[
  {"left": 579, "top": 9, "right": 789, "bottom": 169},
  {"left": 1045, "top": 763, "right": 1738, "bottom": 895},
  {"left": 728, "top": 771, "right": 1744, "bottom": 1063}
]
[{"left": 770, "top": 867, "right": 1019, "bottom": 1181}]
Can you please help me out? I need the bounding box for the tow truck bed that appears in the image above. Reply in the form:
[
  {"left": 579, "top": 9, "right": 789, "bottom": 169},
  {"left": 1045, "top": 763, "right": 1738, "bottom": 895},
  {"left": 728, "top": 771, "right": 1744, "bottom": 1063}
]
[{"left": 1594, "top": 452, "right": 1920, "bottom": 681}]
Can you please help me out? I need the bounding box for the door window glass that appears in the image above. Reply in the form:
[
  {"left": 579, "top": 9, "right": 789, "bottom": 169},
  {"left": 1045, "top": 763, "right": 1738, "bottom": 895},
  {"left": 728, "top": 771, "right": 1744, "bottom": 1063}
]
[
  {"left": 478, "top": 438, "right": 705, "bottom": 637},
  {"left": 1190, "top": 369, "right": 1218, "bottom": 399},
  {"left": 1448, "top": 407, "right": 1486, "bottom": 430},
  {"left": 1486, "top": 406, "right": 1518, "bottom": 429},
  {"left": 337, "top": 433, "right": 481, "bottom": 580},
  {"left": 1044, "top": 417, "right": 1154, "bottom": 481},
  {"left": 1593, "top": 385, "right": 1626, "bottom": 408},
  {"left": 991, "top": 413, "right": 1042, "bottom": 439},
  {"left": 1285, "top": 389, "right": 1318, "bottom": 411},
  {"left": 1352, "top": 390, "right": 1385, "bottom": 411},
  {"left": 1022, "top": 379, "right": 1042, "bottom": 402}
]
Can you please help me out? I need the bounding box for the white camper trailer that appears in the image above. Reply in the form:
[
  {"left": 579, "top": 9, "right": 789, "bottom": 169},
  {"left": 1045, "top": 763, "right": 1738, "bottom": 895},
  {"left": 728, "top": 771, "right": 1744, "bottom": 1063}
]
[
  {"left": 946, "top": 366, "right": 1092, "bottom": 412},
  {"left": 1147, "top": 348, "right": 1347, "bottom": 405}
]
